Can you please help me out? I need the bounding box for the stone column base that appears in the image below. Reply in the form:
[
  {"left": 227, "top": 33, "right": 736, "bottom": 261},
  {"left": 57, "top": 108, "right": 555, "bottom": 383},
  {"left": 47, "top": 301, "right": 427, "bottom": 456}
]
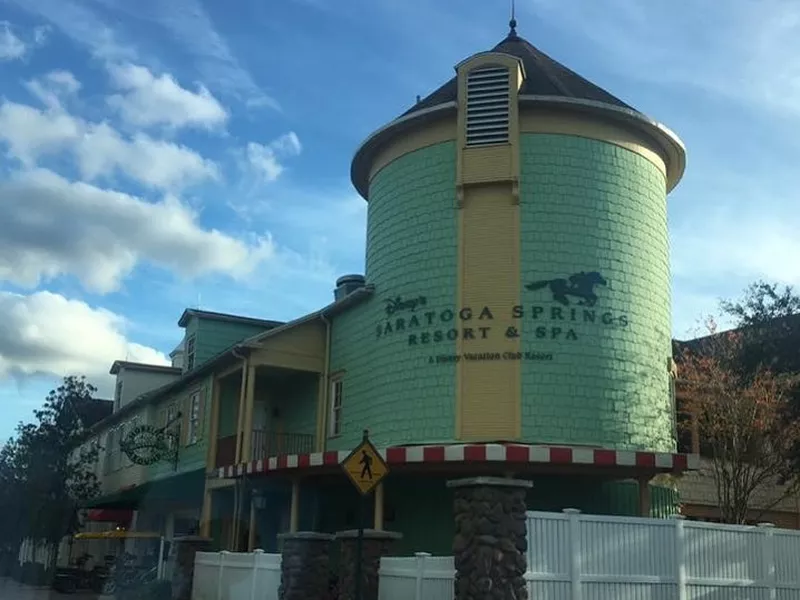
[
  {"left": 336, "top": 529, "right": 402, "bottom": 600},
  {"left": 277, "top": 532, "right": 335, "bottom": 600},
  {"left": 169, "top": 536, "right": 212, "bottom": 600},
  {"left": 447, "top": 477, "right": 532, "bottom": 600}
]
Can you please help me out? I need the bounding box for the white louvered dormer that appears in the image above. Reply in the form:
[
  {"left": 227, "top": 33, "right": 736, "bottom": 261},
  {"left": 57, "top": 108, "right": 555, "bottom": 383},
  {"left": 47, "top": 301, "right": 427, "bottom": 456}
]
[{"left": 465, "top": 66, "right": 511, "bottom": 146}]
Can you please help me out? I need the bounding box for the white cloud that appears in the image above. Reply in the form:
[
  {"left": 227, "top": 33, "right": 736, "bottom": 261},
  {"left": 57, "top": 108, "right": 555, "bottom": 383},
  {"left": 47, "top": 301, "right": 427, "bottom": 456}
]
[
  {"left": 25, "top": 70, "right": 81, "bottom": 110},
  {"left": 0, "top": 290, "right": 168, "bottom": 385},
  {"left": 33, "top": 24, "right": 51, "bottom": 45},
  {"left": 8, "top": 0, "right": 136, "bottom": 62},
  {"left": 107, "top": 63, "right": 228, "bottom": 130},
  {"left": 0, "top": 99, "right": 217, "bottom": 190},
  {"left": 246, "top": 133, "right": 302, "bottom": 182},
  {"left": 13, "top": 0, "right": 276, "bottom": 108},
  {"left": 672, "top": 209, "right": 800, "bottom": 287},
  {"left": 526, "top": 0, "right": 800, "bottom": 120},
  {"left": 0, "top": 21, "right": 26, "bottom": 60},
  {"left": 123, "top": 0, "right": 278, "bottom": 108},
  {"left": 0, "top": 168, "right": 274, "bottom": 293}
]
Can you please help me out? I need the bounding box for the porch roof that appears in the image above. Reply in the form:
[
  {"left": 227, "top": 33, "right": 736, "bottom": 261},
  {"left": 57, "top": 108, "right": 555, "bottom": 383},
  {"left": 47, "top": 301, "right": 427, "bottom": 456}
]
[
  {"left": 214, "top": 443, "right": 700, "bottom": 481},
  {"left": 89, "top": 285, "right": 374, "bottom": 433}
]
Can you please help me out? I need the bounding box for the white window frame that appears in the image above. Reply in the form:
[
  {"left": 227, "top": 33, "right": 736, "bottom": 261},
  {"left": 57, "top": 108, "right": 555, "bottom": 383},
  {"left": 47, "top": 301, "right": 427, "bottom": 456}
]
[
  {"left": 165, "top": 402, "right": 178, "bottom": 451},
  {"left": 187, "top": 391, "right": 201, "bottom": 445},
  {"left": 103, "top": 431, "right": 112, "bottom": 474},
  {"left": 185, "top": 335, "right": 196, "bottom": 371},
  {"left": 329, "top": 379, "right": 343, "bottom": 438},
  {"left": 115, "top": 380, "right": 123, "bottom": 411}
]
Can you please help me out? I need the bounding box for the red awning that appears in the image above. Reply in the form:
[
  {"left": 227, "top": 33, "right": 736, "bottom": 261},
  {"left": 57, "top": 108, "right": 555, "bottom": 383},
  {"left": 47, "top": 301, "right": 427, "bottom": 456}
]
[{"left": 86, "top": 509, "right": 134, "bottom": 523}]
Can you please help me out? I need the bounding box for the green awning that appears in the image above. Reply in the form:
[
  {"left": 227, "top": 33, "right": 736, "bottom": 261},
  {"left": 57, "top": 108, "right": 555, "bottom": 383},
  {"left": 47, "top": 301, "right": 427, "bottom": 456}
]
[{"left": 83, "top": 468, "right": 205, "bottom": 510}]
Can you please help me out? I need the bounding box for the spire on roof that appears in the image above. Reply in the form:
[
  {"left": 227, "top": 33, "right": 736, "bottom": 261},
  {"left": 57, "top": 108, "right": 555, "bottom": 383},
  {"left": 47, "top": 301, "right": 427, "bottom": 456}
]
[{"left": 509, "top": 0, "right": 518, "bottom": 38}]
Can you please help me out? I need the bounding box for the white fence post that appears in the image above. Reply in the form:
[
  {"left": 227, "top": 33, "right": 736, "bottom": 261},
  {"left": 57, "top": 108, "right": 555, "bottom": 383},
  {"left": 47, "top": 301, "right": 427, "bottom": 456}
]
[
  {"left": 414, "top": 552, "right": 431, "bottom": 600},
  {"left": 217, "top": 550, "right": 228, "bottom": 600},
  {"left": 563, "top": 508, "right": 582, "bottom": 600},
  {"left": 670, "top": 515, "right": 687, "bottom": 600},
  {"left": 758, "top": 523, "right": 777, "bottom": 600},
  {"left": 251, "top": 550, "right": 264, "bottom": 600}
]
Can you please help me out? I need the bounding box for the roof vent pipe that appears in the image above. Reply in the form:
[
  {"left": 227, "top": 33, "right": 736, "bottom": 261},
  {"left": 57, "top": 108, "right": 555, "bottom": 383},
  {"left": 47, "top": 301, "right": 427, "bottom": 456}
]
[{"left": 334, "top": 274, "right": 366, "bottom": 301}]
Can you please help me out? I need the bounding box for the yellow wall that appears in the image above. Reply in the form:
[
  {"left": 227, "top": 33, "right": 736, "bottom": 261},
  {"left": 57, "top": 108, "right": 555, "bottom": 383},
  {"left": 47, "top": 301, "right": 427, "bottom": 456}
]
[
  {"left": 249, "top": 320, "right": 326, "bottom": 373},
  {"left": 457, "top": 182, "right": 521, "bottom": 439}
]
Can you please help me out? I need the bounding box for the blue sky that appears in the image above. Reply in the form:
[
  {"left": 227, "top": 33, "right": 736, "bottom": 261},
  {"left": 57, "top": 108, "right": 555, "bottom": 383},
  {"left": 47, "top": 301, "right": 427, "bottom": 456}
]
[{"left": 0, "top": 0, "right": 797, "bottom": 440}]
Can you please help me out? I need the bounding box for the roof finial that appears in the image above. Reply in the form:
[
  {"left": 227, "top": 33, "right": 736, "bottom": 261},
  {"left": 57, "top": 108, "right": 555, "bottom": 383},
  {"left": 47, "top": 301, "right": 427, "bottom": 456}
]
[{"left": 509, "top": 0, "right": 518, "bottom": 38}]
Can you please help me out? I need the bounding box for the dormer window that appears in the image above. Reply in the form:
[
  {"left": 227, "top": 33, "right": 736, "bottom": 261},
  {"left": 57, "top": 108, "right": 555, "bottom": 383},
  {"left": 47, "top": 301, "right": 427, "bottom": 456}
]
[
  {"left": 465, "top": 66, "right": 510, "bottom": 146},
  {"left": 185, "top": 335, "right": 196, "bottom": 371}
]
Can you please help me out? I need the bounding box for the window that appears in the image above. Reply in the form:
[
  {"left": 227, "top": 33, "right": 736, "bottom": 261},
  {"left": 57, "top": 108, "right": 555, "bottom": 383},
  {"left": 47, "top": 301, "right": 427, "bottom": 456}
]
[
  {"left": 109, "top": 428, "right": 121, "bottom": 471},
  {"left": 162, "top": 403, "right": 179, "bottom": 452},
  {"left": 185, "top": 336, "right": 196, "bottom": 371},
  {"left": 115, "top": 380, "right": 123, "bottom": 410},
  {"left": 465, "top": 66, "right": 510, "bottom": 146},
  {"left": 329, "top": 379, "right": 343, "bottom": 437},
  {"left": 103, "top": 431, "right": 112, "bottom": 474},
  {"left": 187, "top": 392, "right": 201, "bottom": 445}
]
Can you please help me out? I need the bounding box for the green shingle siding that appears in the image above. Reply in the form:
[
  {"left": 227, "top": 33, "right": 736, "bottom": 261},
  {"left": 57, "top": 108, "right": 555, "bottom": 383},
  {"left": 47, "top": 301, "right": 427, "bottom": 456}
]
[
  {"left": 519, "top": 134, "right": 674, "bottom": 452},
  {"left": 329, "top": 142, "right": 459, "bottom": 450}
]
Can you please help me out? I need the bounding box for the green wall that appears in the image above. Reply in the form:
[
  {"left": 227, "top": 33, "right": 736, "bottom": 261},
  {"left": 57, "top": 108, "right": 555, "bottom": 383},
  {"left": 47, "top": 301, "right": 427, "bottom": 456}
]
[
  {"left": 274, "top": 374, "right": 319, "bottom": 437},
  {"left": 148, "top": 375, "right": 212, "bottom": 482},
  {"left": 217, "top": 375, "right": 241, "bottom": 439},
  {"left": 519, "top": 135, "right": 674, "bottom": 452},
  {"left": 328, "top": 142, "right": 458, "bottom": 450},
  {"left": 190, "top": 318, "right": 276, "bottom": 368},
  {"left": 308, "top": 474, "right": 678, "bottom": 557}
]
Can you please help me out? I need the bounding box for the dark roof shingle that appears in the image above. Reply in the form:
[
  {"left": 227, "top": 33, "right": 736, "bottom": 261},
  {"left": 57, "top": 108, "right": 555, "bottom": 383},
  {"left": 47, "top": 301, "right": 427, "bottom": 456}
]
[{"left": 403, "top": 30, "right": 638, "bottom": 117}]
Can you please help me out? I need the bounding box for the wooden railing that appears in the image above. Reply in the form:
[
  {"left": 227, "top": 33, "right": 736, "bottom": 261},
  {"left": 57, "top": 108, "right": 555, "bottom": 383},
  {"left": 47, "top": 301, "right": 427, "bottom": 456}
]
[
  {"left": 214, "top": 431, "right": 315, "bottom": 468},
  {"left": 250, "top": 430, "right": 315, "bottom": 461}
]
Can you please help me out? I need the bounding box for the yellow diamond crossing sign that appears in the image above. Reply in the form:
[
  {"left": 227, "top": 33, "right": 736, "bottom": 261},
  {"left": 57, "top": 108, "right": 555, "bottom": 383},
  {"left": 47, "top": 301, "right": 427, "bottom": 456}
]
[{"left": 341, "top": 431, "right": 389, "bottom": 495}]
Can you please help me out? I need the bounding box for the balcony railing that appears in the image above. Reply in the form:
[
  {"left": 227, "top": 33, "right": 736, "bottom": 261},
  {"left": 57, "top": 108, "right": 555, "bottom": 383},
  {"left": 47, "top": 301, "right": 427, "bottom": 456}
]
[
  {"left": 251, "top": 430, "right": 315, "bottom": 461},
  {"left": 214, "top": 430, "right": 316, "bottom": 468}
]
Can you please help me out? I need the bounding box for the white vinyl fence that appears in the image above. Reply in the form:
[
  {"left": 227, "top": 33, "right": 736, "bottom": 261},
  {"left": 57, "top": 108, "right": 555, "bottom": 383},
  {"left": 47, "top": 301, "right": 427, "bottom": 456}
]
[
  {"left": 192, "top": 550, "right": 281, "bottom": 600},
  {"left": 379, "top": 510, "right": 800, "bottom": 600},
  {"left": 378, "top": 553, "right": 454, "bottom": 600}
]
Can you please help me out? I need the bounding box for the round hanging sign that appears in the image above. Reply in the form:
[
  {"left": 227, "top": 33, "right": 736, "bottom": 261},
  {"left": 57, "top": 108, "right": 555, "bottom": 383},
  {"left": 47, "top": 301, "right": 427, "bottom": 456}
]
[{"left": 120, "top": 425, "right": 169, "bottom": 466}]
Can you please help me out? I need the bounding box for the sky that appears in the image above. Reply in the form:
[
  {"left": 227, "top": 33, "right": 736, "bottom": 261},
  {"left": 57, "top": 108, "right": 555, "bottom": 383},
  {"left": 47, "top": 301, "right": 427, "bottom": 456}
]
[{"left": 0, "top": 0, "right": 797, "bottom": 440}]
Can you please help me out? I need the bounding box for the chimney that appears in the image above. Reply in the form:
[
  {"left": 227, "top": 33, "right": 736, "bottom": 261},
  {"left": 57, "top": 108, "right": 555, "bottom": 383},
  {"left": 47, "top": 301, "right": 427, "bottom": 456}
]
[{"left": 334, "top": 274, "right": 366, "bottom": 301}]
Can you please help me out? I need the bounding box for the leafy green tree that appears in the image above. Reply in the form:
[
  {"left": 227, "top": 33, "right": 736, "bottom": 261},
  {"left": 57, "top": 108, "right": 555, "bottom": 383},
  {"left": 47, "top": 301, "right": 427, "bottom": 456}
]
[
  {"left": 0, "top": 376, "right": 102, "bottom": 571},
  {"left": 720, "top": 281, "right": 800, "bottom": 375},
  {"left": 720, "top": 281, "right": 800, "bottom": 468},
  {"left": 0, "top": 439, "right": 28, "bottom": 565}
]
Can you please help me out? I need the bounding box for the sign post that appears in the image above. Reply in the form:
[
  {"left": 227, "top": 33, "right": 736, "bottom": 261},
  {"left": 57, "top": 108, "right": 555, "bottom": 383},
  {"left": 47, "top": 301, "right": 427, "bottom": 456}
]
[{"left": 340, "top": 429, "right": 389, "bottom": 600}]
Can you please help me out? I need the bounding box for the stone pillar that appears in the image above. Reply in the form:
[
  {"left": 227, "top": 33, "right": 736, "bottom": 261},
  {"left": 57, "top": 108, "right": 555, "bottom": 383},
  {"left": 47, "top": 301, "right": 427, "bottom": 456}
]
[
  {"left": 169, "top": 536, "right": 212, "bottom": 600},
  {"left": 447, "top": 477, "right": 532, "bottom": 600},
  {"left": 278, "top": 532, "right": 335, "bottom": 600},
  {"left": 336, "top": 529, "right": 402, "bottom": 600}
]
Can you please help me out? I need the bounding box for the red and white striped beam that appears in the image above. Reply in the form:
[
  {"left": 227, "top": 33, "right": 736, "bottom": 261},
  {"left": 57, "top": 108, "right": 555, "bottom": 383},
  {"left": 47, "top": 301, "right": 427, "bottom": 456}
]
[{"left": 216, "top": 443, "right": 700, "bottom": 479}]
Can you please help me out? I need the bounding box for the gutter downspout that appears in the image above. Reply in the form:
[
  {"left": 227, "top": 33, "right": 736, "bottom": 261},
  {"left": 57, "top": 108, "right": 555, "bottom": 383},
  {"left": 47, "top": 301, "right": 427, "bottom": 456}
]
[{"left": 319, "top": 313, "right": 332, "bottom": 452}]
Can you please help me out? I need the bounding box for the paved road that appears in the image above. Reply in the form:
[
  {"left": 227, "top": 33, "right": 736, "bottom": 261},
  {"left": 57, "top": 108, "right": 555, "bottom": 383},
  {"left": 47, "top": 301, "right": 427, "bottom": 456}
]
[{"left": 0, "top": 578, "right": 113, "bottom": 599}]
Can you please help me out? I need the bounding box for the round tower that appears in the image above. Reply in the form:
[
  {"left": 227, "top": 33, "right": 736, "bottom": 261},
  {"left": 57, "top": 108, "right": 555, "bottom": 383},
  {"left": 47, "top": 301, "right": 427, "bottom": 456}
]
[{"left": 347, "top": 24, "right": 685, "bottom": 453}]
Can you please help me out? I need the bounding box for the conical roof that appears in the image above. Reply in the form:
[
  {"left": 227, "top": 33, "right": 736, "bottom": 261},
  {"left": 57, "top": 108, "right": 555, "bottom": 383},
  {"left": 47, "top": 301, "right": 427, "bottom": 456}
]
[
  {"left": 352, "top": 25, "right": 686, "bottom": 198},
  {"left": 403, "top": 28, "right": 638, "bottom": 117}
]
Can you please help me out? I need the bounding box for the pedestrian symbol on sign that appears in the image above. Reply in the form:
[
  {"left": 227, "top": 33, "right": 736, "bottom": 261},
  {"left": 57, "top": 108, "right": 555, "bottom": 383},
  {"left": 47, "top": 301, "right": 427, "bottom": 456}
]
[
  {"left": 360, "top": 450, "right": 373, "bottom": 479},
  {"left": 341, "top": 430, "right": 389, "bottom": 495}
]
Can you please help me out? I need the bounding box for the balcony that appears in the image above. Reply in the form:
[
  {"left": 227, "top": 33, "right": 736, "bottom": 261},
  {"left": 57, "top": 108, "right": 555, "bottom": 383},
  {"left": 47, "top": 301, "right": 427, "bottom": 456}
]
[
  {"left": 251, "top": 430, "right": 315, "bottom": 461},
  {"left": 214, "top": 430, "right": 315, "bottom": 468}
]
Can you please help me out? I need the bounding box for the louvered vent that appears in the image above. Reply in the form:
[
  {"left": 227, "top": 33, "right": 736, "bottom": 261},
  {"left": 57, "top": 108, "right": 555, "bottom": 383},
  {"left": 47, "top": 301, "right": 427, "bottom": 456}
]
[{"left": 465, "top": 67, "right": 510, "bottom": 146}]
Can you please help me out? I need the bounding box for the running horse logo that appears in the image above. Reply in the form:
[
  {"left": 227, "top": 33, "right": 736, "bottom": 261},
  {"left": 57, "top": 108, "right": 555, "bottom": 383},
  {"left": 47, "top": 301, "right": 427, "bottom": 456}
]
[{"left": 526, "top": 271, "right": 608, "bottom": 307}]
